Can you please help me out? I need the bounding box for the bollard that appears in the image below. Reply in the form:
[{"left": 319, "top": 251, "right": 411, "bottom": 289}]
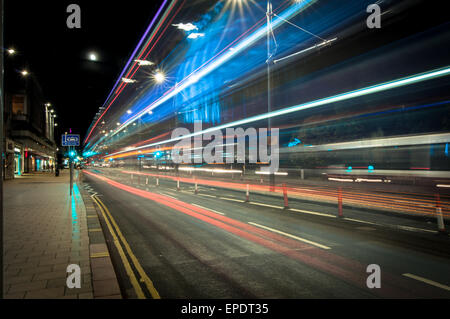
[
  {"left": 131, "top": 174, "right": 133, "bottom": 182},
  {"left": 436, "top": 194, "right": 446, "bottom": 233},
  {"left": 260, "top": 178, "right": 263, "bottom": 184},
  {"left": 156, "top": 177, "right": 159, "bottom": 186},
  {"left": 283, "top": 183, "right": 289, "bottom": 209},
  {"left": 338, "top": 187, "right": 343, "bottom": 217},
  {"left": 146, "top": 177, "right": 148, "bottom": 185},
  {"left": 246, "top": 184, "right": 250, "bottom": 202},
  {"left": 195, "top": 181, "right": 198, "bottom": 194},
  {"left": 177, "top": 179, "right": 180, "bottom": 191}
]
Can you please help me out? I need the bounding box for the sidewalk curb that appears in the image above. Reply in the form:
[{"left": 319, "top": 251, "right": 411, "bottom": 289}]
[{"left": 78, "top": 175, "right": 122, "bottom": 299}]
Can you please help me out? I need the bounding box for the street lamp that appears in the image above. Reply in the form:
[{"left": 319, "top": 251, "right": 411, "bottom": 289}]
[
  {"left": 153, "top": 71, "right": 166, "bottom": 84},
  {"left": 7, "top": 48, "right": 15, "bottom": 55},
  {"left": 89, "top": 53, "right": 98, "bottom": 61},
  {"left": 21, "top": 70, "right": 29, "bottom": 77}
]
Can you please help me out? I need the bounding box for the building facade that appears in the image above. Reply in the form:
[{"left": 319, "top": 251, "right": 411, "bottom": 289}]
[{"left": 2, "top": 73, "right": 57, "bottom": 179}]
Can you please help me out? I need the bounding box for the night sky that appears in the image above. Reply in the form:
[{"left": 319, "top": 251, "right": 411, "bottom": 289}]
[{"left": 4, "top": 0, "right": 162, "bottom": 142}]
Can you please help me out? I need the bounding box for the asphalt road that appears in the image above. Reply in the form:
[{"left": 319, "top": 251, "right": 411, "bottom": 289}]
[{"left": 81, "top": 169, "right": 450, "bottom": 299}]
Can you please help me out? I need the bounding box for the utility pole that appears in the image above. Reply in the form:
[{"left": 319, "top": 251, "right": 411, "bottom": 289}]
[
  {"left": 0, "top": 0, "right": 4, "bottom": 299},
  {"left": 267, "top": 0, "right": 275, "bottom": 190}
]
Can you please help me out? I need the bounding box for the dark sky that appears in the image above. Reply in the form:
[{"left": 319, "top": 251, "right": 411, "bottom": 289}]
[{"left": 4, "top": 0, "right": 163, "bottom": 142}]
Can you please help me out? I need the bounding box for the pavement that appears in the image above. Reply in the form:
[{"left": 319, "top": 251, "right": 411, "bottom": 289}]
[
  {"left": 2, "top": 170, "right": 121, "bottom": 299},
  {"left": 81, "top": 168, "right": 450, "bottom": 299}
]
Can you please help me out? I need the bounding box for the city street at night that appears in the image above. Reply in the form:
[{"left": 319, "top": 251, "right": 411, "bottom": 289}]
[{"left": 1, "top": 0, "right": 450, "bottom": 310}]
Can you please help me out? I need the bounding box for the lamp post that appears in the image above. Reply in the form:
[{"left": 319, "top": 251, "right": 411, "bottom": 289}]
[
  {"left": 266, "top": 0, "right": 275, "bottom": 190},
  {"left": 0, "top": 0, "right": 4, "bottom": 299}
]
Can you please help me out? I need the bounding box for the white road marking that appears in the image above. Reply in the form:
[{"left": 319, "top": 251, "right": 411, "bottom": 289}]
[
  {"left": 345, "top": 218, "right": 436, "bottom": 234},
  {"left": 403, "top": 273, "right": 450, "bottom": 291},
  {"left": 396, "top": 225, "right": 436, "bottom": 233},
  {"left": 191, "top": 204, "right": 225, "bottom": 215},
  {"left": 220, "top": 197, "right": 245, "bottom": 203},
  {"left": 198, "top": 194, "right": 217, "bottom": 198},
  {"left": 344, "top": 218, "right": 377, "bottom": 225},
  {"left": 249, "top": 202, "right": 284, "bottom": 209},
  {"left": 290, "top": 208, "right": 336, "bottom": 218},
  {"left": 248, "top": 222, "right": 331, "bottom": 250}
]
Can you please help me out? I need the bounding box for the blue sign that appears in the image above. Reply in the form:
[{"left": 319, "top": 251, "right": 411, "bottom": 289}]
[{"left": 62, "top": 134, "right": 80, "bottom": 146}]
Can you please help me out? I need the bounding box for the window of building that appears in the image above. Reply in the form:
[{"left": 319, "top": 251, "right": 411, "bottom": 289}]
[{"left": 12, "top": 95, "right": 26, "bottom": 115}]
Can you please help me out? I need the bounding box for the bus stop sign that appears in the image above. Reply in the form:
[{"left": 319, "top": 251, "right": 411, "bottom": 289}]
[{"left": 62, "top": 134, "right": 80, "bottom": 147}]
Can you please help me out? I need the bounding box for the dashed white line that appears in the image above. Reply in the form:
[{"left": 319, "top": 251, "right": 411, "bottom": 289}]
[
  {"left": 344, "top": 218, "right": 376, "bottom": 225},
  {"left": 344, "top": 218, "right": 436, "bottom": 234},
  {"left": 290, "top": 208, "right": 336, "bottom": 218},
  {"left": 249, "top": 202, "right": 284, "bottom": 209},
  {"left": 402, "top": 273, "right": 450, "bottom": 291},
  {"left": 198, "top": 193, "right": 217, "bottom": 198},
  {"left": 191, "top": 204, "right": 225, "bottom": 215},
  {"left": 248, "top": 222, "right": 331, "bottom": 250},
  {"left": 220, "top": 197, "right": 245, "bottom": 203}
]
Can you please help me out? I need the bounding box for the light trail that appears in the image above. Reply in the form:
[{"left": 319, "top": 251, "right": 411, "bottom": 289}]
[
  {"left": 117, "top": 169, "right": 450, "bottom": 218},
  {"left": 83, "top": 169, "right": 427, "bottom": 298},
  {"left": 111, "top": 0, "right": 317, "bottom": 137},
  {"left": 84, "top": 0, "right": 176, "bottom": 144},
  {"left": 106, "top": 66, "right": 450, "bottom": 158},
  {"left": 85, "top": 0, "right": 288, "bottom": 147}
]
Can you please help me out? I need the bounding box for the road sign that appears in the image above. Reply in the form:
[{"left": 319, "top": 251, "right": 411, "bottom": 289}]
[{"left": 62, "top": 134, "right": 80, "bottom": 146}]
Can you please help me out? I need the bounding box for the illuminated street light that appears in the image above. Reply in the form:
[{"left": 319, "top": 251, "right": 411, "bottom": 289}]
[
  {"left": 121, "top": 78, "right": 137, "bottom": 83},
  {"left": 89, "top": 53, "right": 98, "bottom": 61},
  {"left": 7, "top": 48, "right": 16, "bottom": 55},
  {"left": 134, "top": 59, "right": 154, "bottom": 66},
  {"left": 187, "top": 33, "right": 205, "bottom": 39},
  {"left": 127, "top": 110, "right": 132, "bottom": 114},
  {"left": 21, "top": 70, "right": 29, "bottom": 77},
  {"left": 54, "top": 123, "right": 58, "bottom": 127},
  {"left": 116, "top": 122, "right": 121, "bottom": 126},
  {"left": 173, "top": 23, "right": 197, "bottom": 31},
  {"left": 153, "top": 71, "right": 165, "bottom": 84}
]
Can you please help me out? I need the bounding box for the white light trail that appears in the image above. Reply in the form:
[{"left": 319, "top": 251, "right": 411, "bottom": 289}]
[{"left": 105, "top": 65, "right": 450, "bottom": 158}]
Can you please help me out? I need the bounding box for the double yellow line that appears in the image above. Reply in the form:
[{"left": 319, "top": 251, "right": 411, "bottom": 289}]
[{"left": 91, "top": 194, "right": 161, "bottom": 299}]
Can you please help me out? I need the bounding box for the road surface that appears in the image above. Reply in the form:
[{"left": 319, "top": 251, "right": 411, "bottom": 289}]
[{"left": 81, "top": 169, "right": 450, "bottom": 299}]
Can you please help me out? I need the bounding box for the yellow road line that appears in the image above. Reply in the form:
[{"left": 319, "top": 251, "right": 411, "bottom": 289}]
[
  {"left": 94, "top": 195, "right": 161, "bottom": 299},
  {"left": 91, "top": 195, "right": 146, "bottom": 299},
  {"left": 90, "top": 252, "right": 110, "bottom": 258},
  {"left": 88, "top": 228, "right": 103, "bottom": 232},
  {"left": 403, "top": 273, "right": 450, "bottom": 291}
]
